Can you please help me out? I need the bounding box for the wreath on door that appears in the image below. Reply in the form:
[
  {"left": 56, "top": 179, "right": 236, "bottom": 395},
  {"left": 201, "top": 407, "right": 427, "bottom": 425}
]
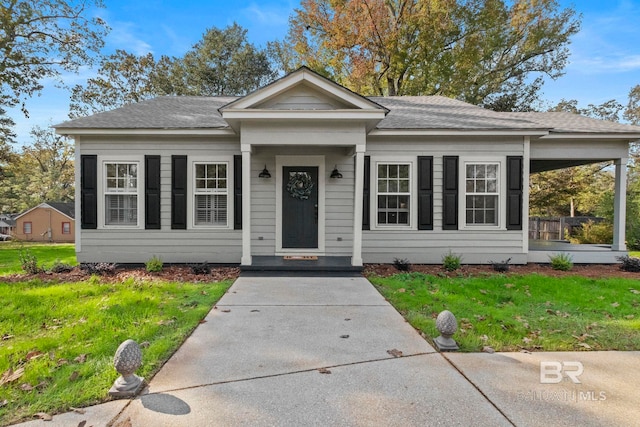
[{"left": 286, "top": 172, "right": 314, "bottom": 200}]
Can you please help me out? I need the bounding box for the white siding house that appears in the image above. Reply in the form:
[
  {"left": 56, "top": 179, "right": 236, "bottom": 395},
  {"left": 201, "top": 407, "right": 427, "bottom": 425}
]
[{"left": 55, "top": 67, "right": 640, "bottom": 267}]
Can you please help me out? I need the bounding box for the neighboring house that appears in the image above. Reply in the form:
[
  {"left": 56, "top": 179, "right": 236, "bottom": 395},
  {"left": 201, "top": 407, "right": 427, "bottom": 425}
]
[
  {"left": 54, "top": 67, "right": 640, "bottom": 266},
  {"left": 13, "top": 202, "right": 75, "bottom": 243},
  {"left": 0, "top": 214, "right": 16, "bottom": 236}
]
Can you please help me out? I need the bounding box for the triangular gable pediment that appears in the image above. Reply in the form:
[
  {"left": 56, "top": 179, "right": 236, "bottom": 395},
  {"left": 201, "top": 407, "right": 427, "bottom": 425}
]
[{"left": 220, "top": 67, "right": 387, "bottom": 132}]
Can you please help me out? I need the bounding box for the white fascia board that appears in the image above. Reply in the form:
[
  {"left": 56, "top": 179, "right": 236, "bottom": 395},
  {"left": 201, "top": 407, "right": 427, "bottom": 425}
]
[
  {"left": 541, "top": 133, "right": 640, "bottom": 140},
  {"left": 221, "top": 109, "right": 386, "bottom": 121},
  {"left": 55, "top": 128, "right": 237, "bottom": 137},
  {"left": 368, "top": 129, "right": 550, "bottom": 137}
]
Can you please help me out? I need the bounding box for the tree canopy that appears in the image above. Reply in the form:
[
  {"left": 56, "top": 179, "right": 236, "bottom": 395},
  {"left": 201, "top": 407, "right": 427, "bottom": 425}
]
[
  {"left": 0, "top": 0, "right": 108, "bottom": 141},
  {"left": 70, "top": 23, "right": 276, "bottom": 117},
  {"left": 271, "top": 0, "right": 579, "bottom": 110}
]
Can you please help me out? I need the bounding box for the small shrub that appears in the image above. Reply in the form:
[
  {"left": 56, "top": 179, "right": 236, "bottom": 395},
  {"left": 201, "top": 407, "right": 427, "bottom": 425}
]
[
  {"left": 616, "top": 255, "right": 640, "bottom": 272},
  {"left": 442, "top": 251, "right": 462, "bottom": 272},
  {"left": 80, "top": 262, "right": 117, "bottom": 275},
  {"left": 490, "top": 258, "right": 511, "bottom": 273},
  {"left": 145, "top": 255, "right": 163, "bottom": 273},
  {"left": 190, "top": 262, "right": 211, "bottom": 275},
  {"left": 568, "top": 220, "right": 613, "bottom": 244},
  {"left": 549, "top": 253, "right": 573, "bottom": 271},
  {"left": 392, "top": 258, "right": 411, "bottom": 271},
  {"left": 49, "top": 260, "right": 74, "bottom": 273},
  {"left": 19, "top": 249, "right": 40, "bottom": 274}
]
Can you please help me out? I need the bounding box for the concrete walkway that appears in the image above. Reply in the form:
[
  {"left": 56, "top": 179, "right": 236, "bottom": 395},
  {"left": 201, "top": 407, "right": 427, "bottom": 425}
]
[{"left": 14, "top": 276, "right": 640, "bottom": 427}]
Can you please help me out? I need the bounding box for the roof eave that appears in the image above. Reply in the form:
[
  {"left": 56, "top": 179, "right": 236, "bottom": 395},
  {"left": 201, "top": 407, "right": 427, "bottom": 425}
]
[
  {"left": 55, "top": 127, "right": 236, "bottom": 137},
  {"left": 369, "top": 128, "right": 550, "bottom": 137}
]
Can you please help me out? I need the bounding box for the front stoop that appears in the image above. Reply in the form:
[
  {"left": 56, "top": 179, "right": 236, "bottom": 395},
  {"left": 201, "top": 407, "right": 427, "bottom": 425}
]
[{"left": 241, "top": 256, "right": 362, "bottom": 274}]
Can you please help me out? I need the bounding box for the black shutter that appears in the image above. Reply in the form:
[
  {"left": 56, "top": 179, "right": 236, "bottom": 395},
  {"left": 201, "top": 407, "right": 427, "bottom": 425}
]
[
  {"left": 80, "top": 155, "right": 98, "bottom": 229},
  {"left": 417, "top": 156, "right": 434, "bottom": 230},
  {"left": 171, "top": 155, "right": 187, "bottom": 229},
  {"left": 506, "top": 156, "right": 524, "bottom": 230},
  {"left": 233, "top": 155, "right": 242, "bottom": 230},
  {"left": 362, "top": 155, "right": 370, "bottom": 230},
  {"left": 145, "top": 155, "right": 161, "bottom": 229},
  {"left": 442, "top": 156, "right": 458, "bottom": 230}
]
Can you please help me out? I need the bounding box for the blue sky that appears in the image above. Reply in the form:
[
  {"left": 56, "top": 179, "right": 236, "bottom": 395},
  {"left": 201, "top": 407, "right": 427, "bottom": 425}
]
[{"left": 8, "top": 0, "right": 640, "bottom": 145}]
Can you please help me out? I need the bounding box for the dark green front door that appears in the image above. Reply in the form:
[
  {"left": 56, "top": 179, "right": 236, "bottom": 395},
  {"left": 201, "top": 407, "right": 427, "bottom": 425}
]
[{"left": 282, "top": 166, "right": 318, "bottom": 249}]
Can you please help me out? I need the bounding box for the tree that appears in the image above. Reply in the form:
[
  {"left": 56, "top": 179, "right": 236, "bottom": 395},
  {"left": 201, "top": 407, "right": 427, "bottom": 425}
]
[
  {"left": 0, "top": 126, "right": 74, "bottom": 212},
  {"left": 70, "top": 24, "right": 276, "bottom": 116},
  {"left": 550, "top": 98, "right": 624, "bottom": 122},
  {"left": 274, "top": 0, "right": 579, "bottom": 107},
  {"left": 0, "top": 0, "right": 108, "bottom": 141}
]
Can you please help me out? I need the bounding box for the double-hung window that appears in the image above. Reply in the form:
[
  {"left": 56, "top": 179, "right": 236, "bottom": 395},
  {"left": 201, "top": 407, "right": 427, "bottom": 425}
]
[
  {"left": 376, "top": 163, "right": 411, "bottom": 226},
  {"left": 465, "top": 162, "right": 499, "bottom": 226},
  {"left": 104, "top": 162, "right": 139, "bottom": 226},
  {"left": 194, "top": 162, "right": 228, "bottom": 227}
]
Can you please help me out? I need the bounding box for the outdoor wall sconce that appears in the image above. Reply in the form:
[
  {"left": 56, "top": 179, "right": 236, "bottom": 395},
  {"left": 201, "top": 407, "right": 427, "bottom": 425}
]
[
  {"left": 330, "top": 165, "right": 343, "bottom": 179},
  {"left": 258, "top": 165, "right": 271, "bottom": 178}
]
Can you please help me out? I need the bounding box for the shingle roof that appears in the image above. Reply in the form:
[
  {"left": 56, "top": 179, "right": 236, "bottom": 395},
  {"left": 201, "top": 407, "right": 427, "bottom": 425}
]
[
  {"left": 370, "top": 96, "right": 544, "bottom": 130},
  {"left": 56, "top": 96, "right": 236, "bottom": 129},
  {"left": 506, "top": 111, "right": 640, "bottom": 134},
  {"left": 46, "top": 202, "right": 75, "bottom": 219},
  {"left": 54, "top": 95, "right": 640, "bottom": 135}
]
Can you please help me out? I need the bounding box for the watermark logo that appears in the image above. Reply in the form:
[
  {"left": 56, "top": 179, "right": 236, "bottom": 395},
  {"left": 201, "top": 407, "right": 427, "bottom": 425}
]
[{"left": 540, "top": 361, "right": 584, "bottom": 384}]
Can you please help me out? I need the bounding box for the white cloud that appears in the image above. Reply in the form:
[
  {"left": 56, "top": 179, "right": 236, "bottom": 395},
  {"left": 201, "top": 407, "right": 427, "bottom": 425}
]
[
  {"left": 242, "top": 2, "right": 290, "bottom": 27},
  {"left": 106, "top": 20, "right": 153, "bottom": 56},
  {"left": 570, "top": 54, "right": 640, "bottom": 74}
]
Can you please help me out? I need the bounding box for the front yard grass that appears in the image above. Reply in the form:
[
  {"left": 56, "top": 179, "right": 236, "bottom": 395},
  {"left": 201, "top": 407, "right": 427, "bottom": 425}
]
[
  {"left": 0, "top": 276, "right": 233, "bottom": 426},
  {"left": 0, "top": 243, "right": 76, "bottom": 276},
  {"left": 370, "top": 272, "right": 640, "bottom": 353}
]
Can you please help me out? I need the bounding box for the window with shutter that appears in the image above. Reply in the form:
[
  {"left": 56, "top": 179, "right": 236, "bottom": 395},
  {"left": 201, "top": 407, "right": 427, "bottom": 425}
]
[{"left": 193, "top": 162, "right": 229, "bottom": 227}]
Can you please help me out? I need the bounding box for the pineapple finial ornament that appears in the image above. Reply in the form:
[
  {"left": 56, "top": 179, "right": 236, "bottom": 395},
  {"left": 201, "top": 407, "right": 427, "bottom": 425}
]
[
  {"left": 109, "top": 339, "right": 145, "bottom": 397},
  {"left": 434, "top": 310, "right": 460, "bottom": 351}
]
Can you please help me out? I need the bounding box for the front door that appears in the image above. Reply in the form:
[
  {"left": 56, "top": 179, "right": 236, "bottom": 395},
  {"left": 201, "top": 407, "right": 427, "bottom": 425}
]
[{"left": 282, "top": 166, "right": 319, "bottom": 248}]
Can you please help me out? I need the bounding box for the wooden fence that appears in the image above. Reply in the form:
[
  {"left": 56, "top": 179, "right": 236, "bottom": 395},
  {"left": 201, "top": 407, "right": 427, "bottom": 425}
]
[{"left": 529, "top": 216, "right": 605, "bottom": 240}]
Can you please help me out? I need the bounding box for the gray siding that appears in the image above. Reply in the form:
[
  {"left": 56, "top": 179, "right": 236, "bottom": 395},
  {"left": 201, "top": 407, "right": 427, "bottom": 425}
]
[
  {"left": 362, "top": 136, "right": 526, "bottom": 264},
  {"left": 77, "top": 136, "right": 242, "bottom": 264}
]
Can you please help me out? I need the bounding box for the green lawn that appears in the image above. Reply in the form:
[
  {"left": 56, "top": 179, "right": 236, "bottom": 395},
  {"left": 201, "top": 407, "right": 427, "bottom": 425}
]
[
  {"left": 370, "top": 272, "right": 640, "bottom": 353},
  {"left": 0, "top": 243, "right": 76, "bottom": 276},
  {"left": 630, "top": 251, "right": 640, "bottom": 258},
  {"left": 0, "top": 277, "right": 233, "bottom": 425}
]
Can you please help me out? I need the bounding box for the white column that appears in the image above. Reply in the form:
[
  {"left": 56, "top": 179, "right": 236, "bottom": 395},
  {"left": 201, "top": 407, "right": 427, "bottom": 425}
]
[
  {"left": 241, "top": 145, "right": 252, "bottom": 265},
  {"left": 613, "top": 158, "right": 627, "bottom": 251},
  {"left": 522, "top": 137, "right": 530, "bottom": 254},
  {"left": 352, "top": 146, "right": 365, "bottom": 266}
]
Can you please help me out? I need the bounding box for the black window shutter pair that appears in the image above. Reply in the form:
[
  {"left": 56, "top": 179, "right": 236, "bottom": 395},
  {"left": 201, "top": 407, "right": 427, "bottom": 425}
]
[
  {"left": 442, "top": 156, "right": 523, "bottom": 230},
  {"left": 361, "top": 156, "right": 433, "bottom": 230},
  {"left": 80, "top": 155, "right": 162, "bottom": 229},
  {"left": 170, "top": 155, "right": 243, "bottom": 230}
]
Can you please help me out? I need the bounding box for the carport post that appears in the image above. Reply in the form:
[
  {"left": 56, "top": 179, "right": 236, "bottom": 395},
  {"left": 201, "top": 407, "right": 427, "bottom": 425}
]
[{"left": 612, "top": 158, "right": 627, "bottom": 251}]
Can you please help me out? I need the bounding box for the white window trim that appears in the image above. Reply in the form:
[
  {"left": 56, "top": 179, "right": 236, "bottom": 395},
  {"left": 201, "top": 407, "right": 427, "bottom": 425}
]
[
  {"left": 370, "top": 157, "right": 417, "bottom": 231},
  {"left": 188, "top": 157, "right": 234, "bottom": 229},
  {"left": 98, "top": 156, "right": 144, "bottom": 229},
  {"left": 458, "top": 156, "right": 507, "bottom": 230}
]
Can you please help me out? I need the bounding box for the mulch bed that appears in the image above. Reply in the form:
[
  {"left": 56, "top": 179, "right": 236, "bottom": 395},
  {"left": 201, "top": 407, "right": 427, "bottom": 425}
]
[
  {"left": 363, "top": 263, "right": 640, "bottom": 279},
  {"left": 2, "top": 263, "right": 638, "bottom": 283}
]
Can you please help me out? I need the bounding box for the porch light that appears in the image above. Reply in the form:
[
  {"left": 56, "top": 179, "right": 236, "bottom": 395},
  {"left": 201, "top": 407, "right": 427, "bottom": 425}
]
[
  {"left": 258, "top": 165, "right": 271, "bottom": 178},
  {"left": 330, "top": 165, "right": 343, "bottom": 179}
]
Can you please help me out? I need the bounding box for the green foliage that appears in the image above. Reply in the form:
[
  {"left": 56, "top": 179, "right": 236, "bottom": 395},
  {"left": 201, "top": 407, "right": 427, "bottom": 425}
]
[
  {"left": 0, "top": 0, "right": 108, "bottom": 141},
  {"left": 18, "top": 249, "right": 40, "bottom": 274},
  {"left": 145, "top": 255, "right": 163, "bottom": 273},
  {"left": 278, "top": 0, "right": 580, "bottom": 106},
  {"left": 549, "top": 253, "right": 573, "bottom": 271},
  {"left": 70, "top": 24, "right": 276, "bottom": 117},
  {"left": 568, "top": 220, "right": 613, "bottom": 244},
  {"left": 0, "top": 277, "right": 233, "bottom": 425},
  {"left": 0, "top": 126, "right": 74, "bottom": 212},
  {"left": 49, "top": 260, "right": 74, "bottom": 273},
  {"left": 370, "top": 272, "right": 640, "bottom": 352},
  {"left": 0, "top": 243, "right": 76, "bottom": 276},
  {"left": 392, "top": 258, "right": 411, "bottom": 271},
  {"left": 616, "top": 256, "right": 640, "bottom": 272},
  {"left": 190, "top": 262, "right": 211, "bottom": 275},
  {"left": 490, "top": 258, "right": 511, "bottom": 272},
  {"left": 442, "top": 251, "right": 462, "bottom": 272}
]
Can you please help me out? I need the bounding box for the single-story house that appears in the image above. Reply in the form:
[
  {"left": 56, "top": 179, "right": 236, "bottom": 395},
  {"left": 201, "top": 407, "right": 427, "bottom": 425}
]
[
  {"left": 0, "top": 214, "right": 16, "bottom": 236},
  {"left": 54, "top": 67, "right": 640, "bottom": 267},
  {"left": 13, "top": 202, "right": 75, "bottom": 243}
]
